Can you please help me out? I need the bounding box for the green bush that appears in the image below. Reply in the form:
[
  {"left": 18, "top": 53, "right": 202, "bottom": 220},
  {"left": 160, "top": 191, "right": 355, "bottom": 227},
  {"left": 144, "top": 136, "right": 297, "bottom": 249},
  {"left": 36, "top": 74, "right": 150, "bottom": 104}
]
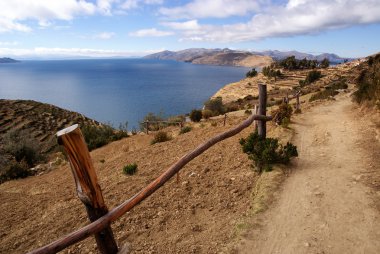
[
  {"left": 244, "top": 109, "right": 252, "bottom": 115},
  {"left": 151, "top": 131, "right": 171, "bottom": 144},
  {"left": 273, "top": 103, "right": 293, "bottom": 126},
  {"left": 202, "top": 109, "right": 213, "bottom": 119},
  {"left": 204, "top": 97, "right": 225, "bottom": 116},
  {"left": 240, "top": 132, "right": 298, "bottom": 173},
  {"left": 309, "top": 89, "right": 339, "bottom": 102},
  {"left": 0, "top": 161, "right": 32, "bottom": 183},
  {"left": 320, "top": 58, "right": 330, "bottom": 68},
  {"left": 190, "top": 109, "right": 202, "bottom": 122},
  {"left": 4, "top": 130, "right": 43, "bottom": 167},
  {"left": 179, "top": 126, "right": 192, "bottom": 134},
  {"left": 299, "top": 70, "right": 322, "bottom": 87},
  {"left": 81, "top": 124, "right": 128, "bottom": 151},
  {"left": 140, "top": 112, "right": 165, "bottom": 131},
  {"left": 123, "top": 163, "right": 137, "bottom": 175},
  {"left": 246, "top": 68, "right": 258, "bottom": 77},
  {"left": 353, "top": 54, "right": 380, "bottom": 105}
]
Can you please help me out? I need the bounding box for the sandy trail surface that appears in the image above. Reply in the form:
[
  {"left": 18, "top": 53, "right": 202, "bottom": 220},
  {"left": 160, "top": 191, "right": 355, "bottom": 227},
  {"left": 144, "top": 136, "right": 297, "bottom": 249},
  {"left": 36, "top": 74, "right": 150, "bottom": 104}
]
[{"left": 238, "top": 93, "right": 380, "bottom": 254}]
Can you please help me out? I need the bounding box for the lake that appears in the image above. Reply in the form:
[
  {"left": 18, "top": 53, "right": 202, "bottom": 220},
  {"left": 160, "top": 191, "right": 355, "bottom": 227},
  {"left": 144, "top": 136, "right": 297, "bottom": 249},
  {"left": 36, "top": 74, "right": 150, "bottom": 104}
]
[{"left": 0, "top": 59, "right": 249, "bottom": 129}]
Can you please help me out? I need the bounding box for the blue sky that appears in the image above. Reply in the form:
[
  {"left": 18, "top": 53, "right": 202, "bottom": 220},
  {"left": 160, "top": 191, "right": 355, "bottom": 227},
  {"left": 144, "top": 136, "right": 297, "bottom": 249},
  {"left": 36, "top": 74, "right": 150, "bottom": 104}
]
[{"left": 0, "top": 0, "right": 379, "bottom": 59}]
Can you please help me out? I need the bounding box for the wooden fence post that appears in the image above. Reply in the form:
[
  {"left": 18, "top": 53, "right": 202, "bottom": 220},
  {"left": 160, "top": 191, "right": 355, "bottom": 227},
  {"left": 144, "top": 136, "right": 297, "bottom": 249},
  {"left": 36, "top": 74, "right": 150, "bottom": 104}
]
[
  {"left": 253, "top": 104, "right": 258, "bottom": 131},
  {"left": 258, "top": 84, "right": 267, "bottom": 138},
  {"left": 223, "top": 114, "right": 227, "bottom": 126},
  {"left": 296, "top": 92, "right": 301, "bottom": 110},
  {"left": 56, "top": 125, "right": 118, "bottom": 254}
]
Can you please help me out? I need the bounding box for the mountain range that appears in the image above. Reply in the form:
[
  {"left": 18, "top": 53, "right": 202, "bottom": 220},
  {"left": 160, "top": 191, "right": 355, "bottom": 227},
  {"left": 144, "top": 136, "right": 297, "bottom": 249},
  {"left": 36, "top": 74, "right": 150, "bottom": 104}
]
[{"left": 144, "top": 48, "right": 352, "bottom": 67}]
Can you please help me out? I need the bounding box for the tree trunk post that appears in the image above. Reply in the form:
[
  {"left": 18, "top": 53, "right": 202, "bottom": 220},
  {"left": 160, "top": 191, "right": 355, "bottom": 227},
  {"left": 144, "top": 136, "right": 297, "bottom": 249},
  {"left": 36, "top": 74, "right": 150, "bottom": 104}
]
[
  {"left": 258, "top": 84, "right": 267, "bottom": 139},
  {"left": 296, "top": 92, "right": 301, "bottom": 110},
  {"left": 223, "top": 114, "right": 227, "bottom": 126},
  {"left": 56, "top": 125, "right": 118, "bottom": 254},
  {"left": 253, "top": 104, "right": 258, "bottom": 131}
]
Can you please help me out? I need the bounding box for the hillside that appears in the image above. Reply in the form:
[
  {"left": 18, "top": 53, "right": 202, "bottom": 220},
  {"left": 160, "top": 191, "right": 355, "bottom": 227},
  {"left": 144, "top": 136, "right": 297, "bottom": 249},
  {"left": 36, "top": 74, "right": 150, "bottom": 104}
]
[
  {"left": 0, "top": 57, "right": 19, "bottom": 63},
  {"left": 0, "top": 100, "right": 103, "bottom": 179},
  {"left": 212, "top": 59, "right": 362, "bottom": 104},
  {"left": 253, "top": 50, "right": 351, "bottom": 63},
  {"left": 144, "top": 48, "right": 272, "bottom": 67},
  {"left": 144, "top": 48, "right": 350, "bottom": 66}
]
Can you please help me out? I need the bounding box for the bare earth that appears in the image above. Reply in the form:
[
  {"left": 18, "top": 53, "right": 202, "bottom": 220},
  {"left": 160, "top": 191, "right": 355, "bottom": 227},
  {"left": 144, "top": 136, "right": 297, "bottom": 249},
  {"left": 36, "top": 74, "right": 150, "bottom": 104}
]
[{"left": 237, "top": 92, "right": 380, "bottom": 253}]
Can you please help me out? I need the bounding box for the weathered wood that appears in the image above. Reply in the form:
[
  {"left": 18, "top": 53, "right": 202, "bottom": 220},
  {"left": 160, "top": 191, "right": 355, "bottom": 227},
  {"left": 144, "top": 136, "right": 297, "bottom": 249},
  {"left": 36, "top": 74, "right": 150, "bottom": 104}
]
[
  {"left": 223, "top": 114, "right": 227, "bottom": 126},
  {"left": 56, "top": 125, "right": 118, "bottom": 254},
  {"left": 253, "top": 105, "right": 258, "bottom": 131},
  {"left": 29, "top": 113, "right": 272, "bottom": 254},
  {"left": 296, "top": 92, "right": 301, "bottom": 110},
  {"left": 258, "top": 84, "right": 267, "bottom": 138}
]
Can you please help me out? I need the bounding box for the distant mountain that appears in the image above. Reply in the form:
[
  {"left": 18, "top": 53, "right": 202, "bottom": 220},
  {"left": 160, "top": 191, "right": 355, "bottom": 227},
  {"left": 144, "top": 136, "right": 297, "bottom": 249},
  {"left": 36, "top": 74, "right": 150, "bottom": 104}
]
[
  {"left": 144, "top": 48, "right": 273, "bottom": 68},
  {"left": 0, "top": 57, "right": 19, "bottom": 63},
  {"left": 253, "top": 50, "right": 351, "bottom": 63}
]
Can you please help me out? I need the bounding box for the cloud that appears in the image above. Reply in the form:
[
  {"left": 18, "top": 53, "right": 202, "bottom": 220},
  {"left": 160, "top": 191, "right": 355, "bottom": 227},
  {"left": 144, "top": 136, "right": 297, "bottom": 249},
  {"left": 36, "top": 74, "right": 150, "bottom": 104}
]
[
  {"left": 0, "top": 41, "right": 19, "bottom": 46},
  {"left": 0, "top": 47, "right": 164, "bottom": 58},
  {"left": 159, "top": 0, "right": 263, "bottom": 19},
  {"left": 120, "top": 0, "right": 163, "bottom": 10},
  {"left": 161, "top": 20, "right": 201, "bottom": 30},
  {"left": 0, "top": 0, "right": 96, "bottom": 33},
  {"left": 94, "top": 32, "right": 115, "bottom": 39},
  {"left": 170, "top": 0, "right": 380, "bottom": 42},
  {"left": 129, "top": 28, "right": 174, "bottom": 37}
]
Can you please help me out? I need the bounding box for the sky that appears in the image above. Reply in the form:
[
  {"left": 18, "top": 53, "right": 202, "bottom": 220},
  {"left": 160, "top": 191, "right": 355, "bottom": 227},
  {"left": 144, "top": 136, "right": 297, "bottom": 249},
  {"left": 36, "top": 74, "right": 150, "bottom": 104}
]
[{"left": 0, "top": 0, "right": 379, "bottom": 59}]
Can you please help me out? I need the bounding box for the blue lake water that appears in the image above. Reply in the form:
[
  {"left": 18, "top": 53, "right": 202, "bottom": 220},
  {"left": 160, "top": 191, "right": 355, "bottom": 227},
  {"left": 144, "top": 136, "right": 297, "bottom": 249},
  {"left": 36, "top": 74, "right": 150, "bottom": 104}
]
[{"left": 0, "top": 59, "right": 249, "bottom": 129}]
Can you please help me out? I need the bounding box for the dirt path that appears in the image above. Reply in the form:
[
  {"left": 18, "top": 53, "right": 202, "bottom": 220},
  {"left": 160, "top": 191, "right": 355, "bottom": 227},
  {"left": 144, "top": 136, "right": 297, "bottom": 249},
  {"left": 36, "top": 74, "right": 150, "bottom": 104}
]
[{"left": 238, "top": 93, "right": 380, "bottom": 253}]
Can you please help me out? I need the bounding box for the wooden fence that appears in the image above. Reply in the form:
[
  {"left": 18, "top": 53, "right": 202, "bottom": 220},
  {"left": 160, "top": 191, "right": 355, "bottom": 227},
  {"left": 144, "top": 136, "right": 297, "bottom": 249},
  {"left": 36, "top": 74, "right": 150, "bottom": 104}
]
[{"left": 28, "top": 84, "right": 271, "bottom": 254}]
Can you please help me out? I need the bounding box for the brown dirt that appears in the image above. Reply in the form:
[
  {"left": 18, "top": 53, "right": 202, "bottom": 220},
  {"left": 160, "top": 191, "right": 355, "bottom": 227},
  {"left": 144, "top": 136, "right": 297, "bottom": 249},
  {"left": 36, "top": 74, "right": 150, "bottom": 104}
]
[
  {"left": 236, "top": 92, "right": 380, "bottom": 253},
  {"left": 0, "top": 116, "right": 292, "bottom": 254}
]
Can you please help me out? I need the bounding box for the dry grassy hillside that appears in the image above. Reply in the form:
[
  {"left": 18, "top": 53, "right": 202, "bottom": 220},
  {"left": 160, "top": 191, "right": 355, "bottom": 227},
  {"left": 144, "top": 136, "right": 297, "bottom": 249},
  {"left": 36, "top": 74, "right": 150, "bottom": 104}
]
[{"left": 0, "top": 116, "right": 293, "bottom": 254}]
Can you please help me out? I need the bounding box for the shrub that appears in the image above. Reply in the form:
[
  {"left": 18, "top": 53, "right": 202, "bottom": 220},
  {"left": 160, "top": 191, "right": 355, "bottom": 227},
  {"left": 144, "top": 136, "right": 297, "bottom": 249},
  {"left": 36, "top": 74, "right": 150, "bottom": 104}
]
[
  {"left": 202, "top": 109, "right": 213, "bottom": 119},
  {"left": 82, "top": 124, "right": 128, "bottom": 151},
  {"left": 179, "top": 126, "right": 192, "bottom": 134},
  {"left": 123, "top": 163, "right": 137, "bottom": 175},
  {"left": 309, "top": 89, "right": 339, "bottom": 102},
  {"left": 190, "top": 109, "right": 202, "bottom": 122},
  {"left": 273, "top": 103, "right": 293, "bottom": 126},
  {"left": 240, "top": 132, "right": 298, "bottom": 172},
  {"left": 299, "top": 70, "right": 323, "bottom": 87},
  {"left": 4, "top": 130, "right": 43, "bottom": 167},
  {"left": 140, "top": 112, "right": 165, "bottom": 131},
  {"left": 151, "top": 131, "right": 171, "bottom": 144},
  {"left": 246, "top": 68, "right": 258, "bottom": 78},
  {"left": 204, "top": 97, "right": 225, "bottom": 116},
  {"left": 0, "top": 161, "right": 32, "bottom": 182},
  {"left": 320, "top": 58, "right": 330, "bottom": 68},
  {"left": 244, "top": 109, "right": 252, "bottom": 115},
  {"left": 353, "top": 54, "right": 380, "bottom": 104}
]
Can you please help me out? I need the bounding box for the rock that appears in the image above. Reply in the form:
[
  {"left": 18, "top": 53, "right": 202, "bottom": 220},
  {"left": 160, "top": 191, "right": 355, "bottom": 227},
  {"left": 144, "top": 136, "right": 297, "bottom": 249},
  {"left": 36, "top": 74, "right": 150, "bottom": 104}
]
[{"left": 304, "top": 242, "right": 310, "bottom": 247}]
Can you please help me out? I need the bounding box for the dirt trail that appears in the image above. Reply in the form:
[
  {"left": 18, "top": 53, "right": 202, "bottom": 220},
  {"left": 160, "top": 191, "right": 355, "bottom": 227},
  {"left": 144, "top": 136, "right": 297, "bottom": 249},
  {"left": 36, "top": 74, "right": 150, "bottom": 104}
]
[{"left": 238, "top": 93, "right": 380, "bottom": 253}]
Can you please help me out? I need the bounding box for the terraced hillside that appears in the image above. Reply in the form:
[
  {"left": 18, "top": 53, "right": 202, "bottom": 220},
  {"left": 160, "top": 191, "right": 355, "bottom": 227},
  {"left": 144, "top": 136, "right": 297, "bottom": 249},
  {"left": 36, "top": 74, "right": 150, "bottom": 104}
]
[{"left": 0, "top": 100, "right": 102, "bottom": 177}]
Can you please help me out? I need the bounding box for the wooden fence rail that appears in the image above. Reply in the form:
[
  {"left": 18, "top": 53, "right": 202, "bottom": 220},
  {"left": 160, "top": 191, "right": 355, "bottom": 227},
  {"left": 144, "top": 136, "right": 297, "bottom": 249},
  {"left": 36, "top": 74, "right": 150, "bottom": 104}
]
[{"left": 28, "top": 84, "right": 270, "bottom": 254}]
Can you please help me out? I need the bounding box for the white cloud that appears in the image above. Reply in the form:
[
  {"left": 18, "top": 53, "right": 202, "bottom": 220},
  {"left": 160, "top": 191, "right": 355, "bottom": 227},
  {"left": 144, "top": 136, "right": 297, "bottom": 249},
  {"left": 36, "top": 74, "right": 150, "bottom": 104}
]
[
  {"left": 161, "top": 20, "right": 201, "bottom": 30},
  {"left": 0, "top": 0, "right": 96, "bottom": 33},
  {"left": 0, "top": 47, "right": 164, "bottom": 58},
  {"left": 0, "top": 41, "right": 19, "bottom": 46},
  {"left": 94, "top": 32, "right": 115, "bottom": 39},
  {"left": 171, "top": 0, "right": 380, "bottom": 42},
  {"left": 159, "top": 0, "right": 263, "bottom": 19},
  {"left": 129, "top": 28, "right": 174, "bottom": 37},
  {"left": 120, "top": 0, "right": 163, "bottom": 10}
]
